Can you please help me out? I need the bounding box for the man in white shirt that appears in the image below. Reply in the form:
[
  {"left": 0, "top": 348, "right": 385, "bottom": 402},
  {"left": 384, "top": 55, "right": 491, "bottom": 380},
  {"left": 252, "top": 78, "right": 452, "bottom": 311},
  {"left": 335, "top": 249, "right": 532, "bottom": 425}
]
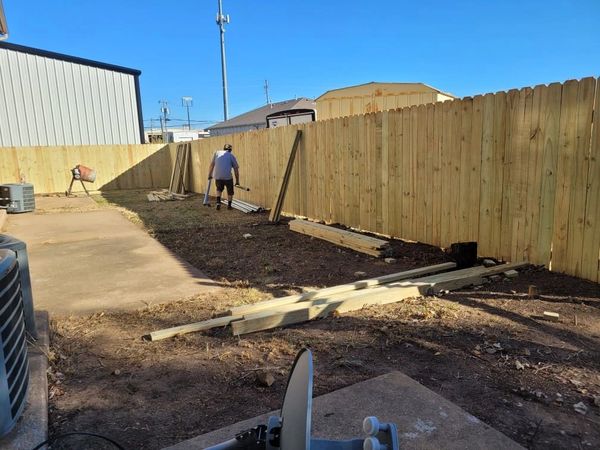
[{"left": 207, "top": 143, "right": 240, "bottom": 210}]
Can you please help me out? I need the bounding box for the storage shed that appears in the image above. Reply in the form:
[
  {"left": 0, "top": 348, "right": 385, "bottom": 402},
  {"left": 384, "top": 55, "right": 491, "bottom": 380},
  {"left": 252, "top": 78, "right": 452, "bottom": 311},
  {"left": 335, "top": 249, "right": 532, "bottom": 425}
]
[
  {"left": 0, "top": 42, "right": 144, "bottom": 146},
  {"left": 316, "top": 82, "right": 455, "bottom": 120}
]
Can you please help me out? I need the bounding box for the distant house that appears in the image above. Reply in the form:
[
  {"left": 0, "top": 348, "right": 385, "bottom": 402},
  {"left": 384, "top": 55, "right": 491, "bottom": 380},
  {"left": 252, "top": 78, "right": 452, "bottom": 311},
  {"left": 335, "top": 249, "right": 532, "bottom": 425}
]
[
  {"left": 0, "top": 42, "right": 144, "bottom": 146},
  {"left": 316, "top": 82, "right": 455, "bottom": 120},
  {"left": 207, "top": 98, "right": 316, "bottom": 137},
  {"left": 145, "top": 128, "right": 209, "bottom": 143}
]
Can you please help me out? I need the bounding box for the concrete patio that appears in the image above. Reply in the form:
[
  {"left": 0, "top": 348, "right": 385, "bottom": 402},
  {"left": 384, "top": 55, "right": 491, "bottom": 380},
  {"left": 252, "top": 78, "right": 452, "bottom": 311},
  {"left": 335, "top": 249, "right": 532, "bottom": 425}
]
[{"left": 3, "top": 196, "right": 218, "bottom": 316}]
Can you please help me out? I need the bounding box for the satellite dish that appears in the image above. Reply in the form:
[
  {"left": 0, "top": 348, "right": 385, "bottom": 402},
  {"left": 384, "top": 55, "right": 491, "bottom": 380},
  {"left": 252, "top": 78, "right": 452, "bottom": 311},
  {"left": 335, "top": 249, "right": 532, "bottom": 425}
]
[{"left": 280, "top": 349, "right": 313, "bottom": 450}]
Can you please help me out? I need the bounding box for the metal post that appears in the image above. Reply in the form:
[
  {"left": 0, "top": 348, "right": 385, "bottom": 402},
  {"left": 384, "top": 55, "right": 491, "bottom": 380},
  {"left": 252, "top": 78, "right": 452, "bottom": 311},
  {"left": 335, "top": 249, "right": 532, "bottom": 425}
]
[
  {"left": 216, "top": 0, "right": 230, "bottom": 121},
  {"left": 159, "top": 100, "right": 169, "bottom": 143},
  {"left": 182, "top": 97, "right": 193, "bottom": 130}
]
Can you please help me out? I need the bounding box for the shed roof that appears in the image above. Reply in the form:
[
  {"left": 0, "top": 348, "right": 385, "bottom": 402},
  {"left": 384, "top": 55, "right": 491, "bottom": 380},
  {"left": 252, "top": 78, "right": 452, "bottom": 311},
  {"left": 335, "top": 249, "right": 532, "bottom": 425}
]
[
  {"left": 316, "top": 82, "right": 454, "bottom": 100},
  {"left": 0, "top": 41, "right": 141, "bottom": 76},
  {"left": 207, "top": 98, "right": 316, "bottom": 130}
]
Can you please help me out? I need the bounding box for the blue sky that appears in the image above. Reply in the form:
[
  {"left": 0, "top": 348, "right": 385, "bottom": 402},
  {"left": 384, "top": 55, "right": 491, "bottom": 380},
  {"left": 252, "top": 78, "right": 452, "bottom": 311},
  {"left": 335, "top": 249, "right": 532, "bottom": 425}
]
[{"left": 4, "top": 0, "right": 600, "bottom": 128}]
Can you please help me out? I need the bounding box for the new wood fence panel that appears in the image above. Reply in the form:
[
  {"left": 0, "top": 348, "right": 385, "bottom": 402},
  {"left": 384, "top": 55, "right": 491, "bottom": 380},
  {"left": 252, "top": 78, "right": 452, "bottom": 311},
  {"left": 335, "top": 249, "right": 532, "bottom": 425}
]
[
  {"left": 581, "top": 78, "right": 600, "bottom": 282},
  {"left": 431, "top": 101, "right": 444, "bottom": 247},
  {"left": 552, "top": 80, "right": 581, "bottom": 274},
  {"left": 469, "top": 95, "right": 484, "bottom": 243},
  {"left": 5, "top": 77, "right": 598, "bottom": 282},
  {"left": 458, "top": 98, "right": 473, "bottom": 242},
  {"left": 439, "top": 99, "right": 454, "bottom": 247},
  {"left": 415, "top": 104, "right": 428, "bottom": 243},
  {"left": 400, "top": 107, "right": 412, "bottom": 239},
  {"left": 381, "top": 111, "right": 390, "bottom": 235},
  {"left": 408, "top": 105, "right": 419, "bottom": 241},
  {"left": 512, "top": 87, "right": 533, "bottom": 262},
  {"left": 0, "top": 144, "right": 168, "bottom": 193},
  {"left": 390, "top": 108, "right": 404, "bottom": 238},
  {"left": 536, "top": 82, "right": 562, "bottom": 266},
  {"left": 374, "top": 111, "right": 384, "bottom": 234},
  {"left": 566, "top": 77, "right": 596, "bottom": 278},
  {"left": 524, "top": 85, "right": 545, "bottom": 263},
  {"left": 348, "top": 114, "right": 361, "bottom": 229},
  {"left": 478, "top": 93, "right": 497, "bottom": 257},
  {"left": 424, "top": 103, "right": 435, "bottom": 244}
]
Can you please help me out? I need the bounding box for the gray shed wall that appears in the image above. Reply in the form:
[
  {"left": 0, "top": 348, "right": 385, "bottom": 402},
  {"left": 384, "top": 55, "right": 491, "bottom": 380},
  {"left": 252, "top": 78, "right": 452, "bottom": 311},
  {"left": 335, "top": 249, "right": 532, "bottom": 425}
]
[{"left": 0, "top": 46, "right": 141, "bottom": 146}]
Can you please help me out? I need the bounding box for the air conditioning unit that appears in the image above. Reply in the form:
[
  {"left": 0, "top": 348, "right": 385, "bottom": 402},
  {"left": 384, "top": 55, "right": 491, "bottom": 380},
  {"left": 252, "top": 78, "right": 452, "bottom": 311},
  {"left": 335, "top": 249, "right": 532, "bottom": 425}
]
[
  {"left": 0, "top": 183, "right": 35, "bottom": 213},
  {"left": 0, "top": 249, "right": 29, "bottom": 437}
]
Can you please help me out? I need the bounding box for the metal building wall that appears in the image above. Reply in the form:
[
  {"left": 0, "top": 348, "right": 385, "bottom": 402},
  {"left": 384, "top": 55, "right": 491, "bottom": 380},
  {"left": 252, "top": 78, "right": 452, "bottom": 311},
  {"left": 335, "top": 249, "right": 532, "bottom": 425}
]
[{"left": 0, "top": 46, "right": 142, "bottom": 146}]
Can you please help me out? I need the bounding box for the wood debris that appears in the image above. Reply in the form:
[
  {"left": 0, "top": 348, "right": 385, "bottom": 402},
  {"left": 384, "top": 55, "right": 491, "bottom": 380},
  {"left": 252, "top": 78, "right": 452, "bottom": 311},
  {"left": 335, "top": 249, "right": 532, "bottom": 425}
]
[
  {"left": 147, "top": 189, "right": 191, "bottom": 202},
  {"left": 148, "top": 261, "right": 527, "bottom": 340},
  {"left": 543, "top": 311, "right": 560, "bottom": 322}
]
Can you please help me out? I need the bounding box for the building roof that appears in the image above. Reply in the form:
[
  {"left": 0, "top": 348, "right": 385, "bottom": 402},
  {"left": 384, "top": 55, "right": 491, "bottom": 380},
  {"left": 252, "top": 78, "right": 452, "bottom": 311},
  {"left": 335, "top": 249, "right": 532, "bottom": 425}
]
[
  {"left": 0, "top": 41, "right": 141, "bottom": 76},
  {"left": 207, "top": 98, "right": 316, "bottom": 130},
  {"left": 316, "top": 82, "right": 454, "bottom": 100}
]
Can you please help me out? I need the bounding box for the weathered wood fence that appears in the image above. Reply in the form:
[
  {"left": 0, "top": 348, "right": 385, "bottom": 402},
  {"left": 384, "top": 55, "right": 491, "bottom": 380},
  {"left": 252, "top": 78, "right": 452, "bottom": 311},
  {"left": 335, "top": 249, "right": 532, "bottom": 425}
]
[
  {"left": 187, "top": 77, "right": 600, "bottom": 282},
  {"left": 0, "top": 144, "right": 174, "bottom": 193},
  {"left": 1, "top": 77, "right": 598, "bottom": 282}
]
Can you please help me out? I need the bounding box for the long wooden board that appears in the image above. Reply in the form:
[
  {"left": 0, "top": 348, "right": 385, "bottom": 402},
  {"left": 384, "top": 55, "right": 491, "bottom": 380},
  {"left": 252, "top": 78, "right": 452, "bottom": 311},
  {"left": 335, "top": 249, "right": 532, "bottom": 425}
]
[
  {"left": 230, "top": 262, "right": 528, "bottom": 335},
  {"left": 269, "top": 129, "right": 302, "bottom": 222},
  {"left": 227, "top": 262, "right": 456, "bottom": 316}
]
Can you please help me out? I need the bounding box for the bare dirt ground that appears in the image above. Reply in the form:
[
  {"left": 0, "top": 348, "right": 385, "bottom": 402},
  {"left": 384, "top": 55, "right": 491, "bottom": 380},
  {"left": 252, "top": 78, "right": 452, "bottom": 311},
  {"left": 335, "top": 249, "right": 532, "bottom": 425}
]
[{"left": 46, "top": 190, "right": 600, "bottom": 449}]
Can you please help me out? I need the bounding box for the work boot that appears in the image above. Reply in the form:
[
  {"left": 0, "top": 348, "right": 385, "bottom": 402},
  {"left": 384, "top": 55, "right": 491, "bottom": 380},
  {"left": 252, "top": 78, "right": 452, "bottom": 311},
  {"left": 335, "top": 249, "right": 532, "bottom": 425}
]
[
  {"left": 216, "top": 203, "right": 221, "bottom": 210},
  {"left": 227, "top": 201, "right": 233, "bottom": 210}
]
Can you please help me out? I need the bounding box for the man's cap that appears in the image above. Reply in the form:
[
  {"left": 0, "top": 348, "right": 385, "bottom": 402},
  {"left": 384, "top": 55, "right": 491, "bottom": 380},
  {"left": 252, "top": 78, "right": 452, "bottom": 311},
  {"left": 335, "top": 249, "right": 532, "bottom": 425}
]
[{"left": 223, "top": 144, "right": 232, "bottom": 150}]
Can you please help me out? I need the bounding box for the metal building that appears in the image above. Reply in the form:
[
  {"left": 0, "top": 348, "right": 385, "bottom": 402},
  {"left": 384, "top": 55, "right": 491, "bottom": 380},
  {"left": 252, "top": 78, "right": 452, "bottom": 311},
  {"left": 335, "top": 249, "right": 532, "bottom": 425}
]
[
  {"left": 0, "top": 42, "right": 144, "bottom": 146},
  {"left": 316, "top": 82, "right": 455, "bottom": 120}
]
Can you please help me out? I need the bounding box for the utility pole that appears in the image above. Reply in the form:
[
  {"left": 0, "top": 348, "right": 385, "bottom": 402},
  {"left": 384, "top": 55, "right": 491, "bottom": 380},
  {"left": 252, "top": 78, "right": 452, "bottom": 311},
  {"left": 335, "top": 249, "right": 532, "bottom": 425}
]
[
  {"left": 216, "top": 0, "right": 230, "bottom": 121},
  {"left": 159, "top": 100, "right": 169, "bottom": 143},
  {"left": 182, "top": 96, "right": 193, "bottom": 130},
  {"left": 264, "top": 79, "right": 271, "bottom": 105}
]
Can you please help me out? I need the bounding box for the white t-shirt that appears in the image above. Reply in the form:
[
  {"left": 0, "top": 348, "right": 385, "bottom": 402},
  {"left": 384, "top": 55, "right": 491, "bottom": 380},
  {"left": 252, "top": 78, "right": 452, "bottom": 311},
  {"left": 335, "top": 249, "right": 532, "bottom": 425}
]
[{"left": 211, "top": 150, "right": 239, "bottom": 180}]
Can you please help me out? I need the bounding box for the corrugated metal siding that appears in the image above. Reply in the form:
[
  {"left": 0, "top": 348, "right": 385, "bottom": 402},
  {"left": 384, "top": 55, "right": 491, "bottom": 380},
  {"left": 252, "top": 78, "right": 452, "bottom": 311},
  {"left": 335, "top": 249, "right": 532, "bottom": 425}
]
[{"left": 0, "top": 47, "right": 141, "bottom": 146}]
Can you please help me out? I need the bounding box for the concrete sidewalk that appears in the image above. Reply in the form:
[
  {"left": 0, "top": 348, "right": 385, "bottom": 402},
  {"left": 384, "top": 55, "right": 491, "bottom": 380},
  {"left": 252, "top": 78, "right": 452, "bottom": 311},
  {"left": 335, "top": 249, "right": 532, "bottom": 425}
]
[
  {"left": 166, "top": 371, "right": 522, "bottom": 450},
  {"left": 4, "top": 197, "right": 218, "bottom": 315}
]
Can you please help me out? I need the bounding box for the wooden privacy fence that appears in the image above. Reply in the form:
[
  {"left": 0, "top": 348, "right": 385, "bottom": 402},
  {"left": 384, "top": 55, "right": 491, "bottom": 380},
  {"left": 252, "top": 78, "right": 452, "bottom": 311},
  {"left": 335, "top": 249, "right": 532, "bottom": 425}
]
[
  {"left": 186, "top": 77, "right": 600, "bottom": 282},
  {"left": 0, "top": 144, "right": 175, "bottom": 193}
]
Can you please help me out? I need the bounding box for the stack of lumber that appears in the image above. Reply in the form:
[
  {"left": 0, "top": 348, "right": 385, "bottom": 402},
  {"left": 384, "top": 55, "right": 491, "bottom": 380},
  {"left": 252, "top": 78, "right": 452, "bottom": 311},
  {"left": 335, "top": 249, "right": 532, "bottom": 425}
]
[
  {"left": 169, "top": 142, "right": 191, "bottom": 195},
  {"left": 269, "top": 130, "right": 302, "bottom": 223},
  {"left": 289, "top": 219, "right": 390, "bottom": 257},
  {"left": 148, "top": 142, "right": 192, "bottom": 202},
  {"left": 147, "top": 189, "right": 191, "bottom": 202},
  {"left": 147, "top": 261, "right": 527, "bottom": 340}
]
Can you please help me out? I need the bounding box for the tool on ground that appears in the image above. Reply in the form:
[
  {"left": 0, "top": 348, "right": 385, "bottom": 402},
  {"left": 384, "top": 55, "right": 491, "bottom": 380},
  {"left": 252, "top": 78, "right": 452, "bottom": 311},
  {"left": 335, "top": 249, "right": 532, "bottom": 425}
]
[
  {"left": 206, "top": 349, "right": 399, "bottom": 450},
  {"left": 204, "top": 178, "right": 213, "bottom": 206},
  {"left": 65, "top": 164, "right": 96, "bottom": 196}
]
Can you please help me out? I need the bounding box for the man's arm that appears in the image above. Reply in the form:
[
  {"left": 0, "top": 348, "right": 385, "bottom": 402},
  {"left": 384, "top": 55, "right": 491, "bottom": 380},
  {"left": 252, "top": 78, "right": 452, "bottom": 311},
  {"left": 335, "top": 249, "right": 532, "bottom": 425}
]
[
  {"left": 208, "top": 161, "right": 215, "bottom": 179},
  {"left": 234, "top": 167, "right": 240, "bottom": 185}
]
